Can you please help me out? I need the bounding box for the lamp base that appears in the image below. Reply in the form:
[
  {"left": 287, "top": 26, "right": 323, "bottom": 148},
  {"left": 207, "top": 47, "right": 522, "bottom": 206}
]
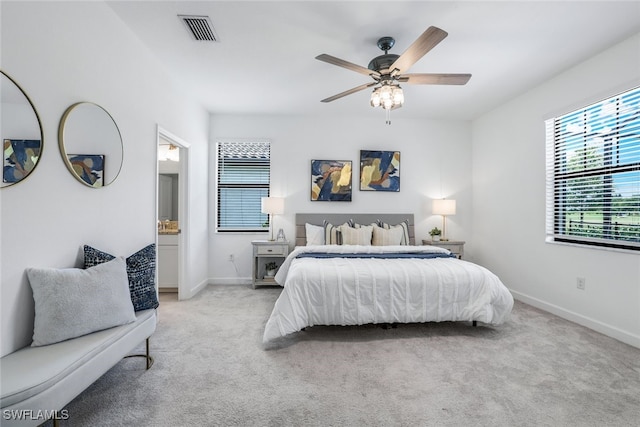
[{"left": 441, "top": 216, "right": 451, "bottom": 242}]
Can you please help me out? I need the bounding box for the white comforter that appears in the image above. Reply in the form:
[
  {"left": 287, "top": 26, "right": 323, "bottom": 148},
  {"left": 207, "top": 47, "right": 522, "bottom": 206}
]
[{"left": 263, "top": 245, "right": 514, "bottom": 342}]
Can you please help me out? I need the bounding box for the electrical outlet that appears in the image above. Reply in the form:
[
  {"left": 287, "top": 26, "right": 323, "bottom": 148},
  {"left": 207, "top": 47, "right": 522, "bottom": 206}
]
[
  {"left": 228, "top": 254, "right": 234, "bottom": 262},
  {"left": 576, "top": 277, "right": 586, "bottom": 290}
]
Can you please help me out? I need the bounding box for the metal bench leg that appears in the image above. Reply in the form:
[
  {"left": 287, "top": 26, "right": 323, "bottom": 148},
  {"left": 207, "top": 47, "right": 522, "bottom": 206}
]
[{"left": 123, "top": 338, "right": 154, "bottom": 370}]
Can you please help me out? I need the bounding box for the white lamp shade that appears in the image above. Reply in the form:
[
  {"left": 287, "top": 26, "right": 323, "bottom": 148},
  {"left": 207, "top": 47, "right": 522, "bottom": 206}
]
[
  {"left": 261, "top": 197, "right": 284, "bottom": 215},
  {"left": 432, "top": 199, "right": 456, "bottom": 216}
]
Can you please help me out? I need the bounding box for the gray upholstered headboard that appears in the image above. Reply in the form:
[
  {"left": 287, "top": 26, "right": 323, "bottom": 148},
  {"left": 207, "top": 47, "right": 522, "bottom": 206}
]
[{"left": 295, "top": 213, "right": 415, "bottom": 247}]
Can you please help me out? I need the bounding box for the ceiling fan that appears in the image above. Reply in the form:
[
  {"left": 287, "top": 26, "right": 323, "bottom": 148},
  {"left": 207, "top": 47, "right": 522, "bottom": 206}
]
[{"left": 316, "top": 26, "right": 471, "bottom": 123}]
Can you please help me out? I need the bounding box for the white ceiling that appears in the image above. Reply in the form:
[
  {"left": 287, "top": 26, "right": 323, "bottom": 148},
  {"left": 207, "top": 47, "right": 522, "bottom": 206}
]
[{"left": 107, "top": 1, "right": 640, "bottom": 120}]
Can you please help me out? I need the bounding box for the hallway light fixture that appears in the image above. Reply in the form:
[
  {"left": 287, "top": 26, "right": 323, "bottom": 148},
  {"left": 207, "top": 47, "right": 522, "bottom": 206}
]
[
  {"left": 261, "top": 197, "right": 284, "bottom": 241},
  {"left": 158, "top": 144, "right": 179, "bottom": 162},
  {"left": 432, "top": 198, "right": 456, "bottom": 241}
]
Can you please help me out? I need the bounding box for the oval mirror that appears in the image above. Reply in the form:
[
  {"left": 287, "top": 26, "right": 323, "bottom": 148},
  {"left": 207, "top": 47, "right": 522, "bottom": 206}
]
[
  {"left": 1, "top": 70, "right": 44, "bottom": 188},
  {"left": 58, "top": 102, "right": 123, "bottom": 187}
]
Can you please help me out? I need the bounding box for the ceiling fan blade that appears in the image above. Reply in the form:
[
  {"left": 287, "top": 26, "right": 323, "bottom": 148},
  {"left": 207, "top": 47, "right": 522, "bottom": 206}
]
[
  {"left": 398, "top": 73, "right": 471, "bottom": 85},
  {"left": 390, "top": 26, "right": 448, "bottom": 75},
  {"left": 321, "top": 82, "right": 377, "bottom": 103},
  {"left": 316, "top": 54, "right": 380, "bottom": 79}
]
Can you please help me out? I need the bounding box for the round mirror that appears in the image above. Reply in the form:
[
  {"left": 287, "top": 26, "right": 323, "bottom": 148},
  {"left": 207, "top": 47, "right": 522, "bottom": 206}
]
[
  {"left": 58, "top": 102, "right": 123, "bottom": 187},
  {"left": 1, "top": 70, "right": 44, "bottom": 188}
]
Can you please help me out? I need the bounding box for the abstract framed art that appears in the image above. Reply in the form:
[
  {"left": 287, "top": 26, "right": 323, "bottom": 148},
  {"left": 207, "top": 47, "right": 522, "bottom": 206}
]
[
  {"left": 310, "top": 159, "right": 352, "bottom": 201},
  {"left": 67, "top": 154, "right": 105, "bottom": 187},
  {"left": 359, "top": 150, "right": 400, "bottom": 192},
  {"left": 3, "top": 139, "right": 41, "bottom": 184}
]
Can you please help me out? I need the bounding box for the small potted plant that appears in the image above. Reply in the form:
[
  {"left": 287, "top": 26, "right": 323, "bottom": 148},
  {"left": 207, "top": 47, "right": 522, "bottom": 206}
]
[
  {"left": 429, "top": 227, "right": 442, "bottom": 242},
  {"left": 265, "top": 261, "right": 278, "bottom": 277}
]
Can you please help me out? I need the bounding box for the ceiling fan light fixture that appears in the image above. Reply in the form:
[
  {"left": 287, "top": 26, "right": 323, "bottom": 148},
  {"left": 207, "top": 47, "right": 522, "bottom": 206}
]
[
  {"left": 370, "top": 83, "right": 404, "bottom": 110},
  {"left": 370, "top": 90, "right": 381, "bottom": 107},
  {"left": 392, "top": 85, "right": 404, "bottom": 105}
]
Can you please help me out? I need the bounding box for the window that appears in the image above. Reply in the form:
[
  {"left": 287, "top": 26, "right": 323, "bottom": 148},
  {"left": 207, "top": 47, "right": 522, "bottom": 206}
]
[
  {"left": 217, "top": 141, "right": 270, "bottom": 232},
  {"left": 545, "top": 87, "right": 640, "bottom": 251}
]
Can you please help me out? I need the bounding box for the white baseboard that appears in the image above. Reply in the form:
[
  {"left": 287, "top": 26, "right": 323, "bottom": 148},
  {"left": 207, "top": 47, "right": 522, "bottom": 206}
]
[
  {"left": 178, "top": 278, "right": 209, "bottom": 300},
  {"left": 510, "top": 290, "right": 640, "bottom": 349},
  {"left": 208, "top": 277, "right": 252, "bottom": 286},
  {"left": 190, "top": 278, "right": 209, "bottom": 296}
]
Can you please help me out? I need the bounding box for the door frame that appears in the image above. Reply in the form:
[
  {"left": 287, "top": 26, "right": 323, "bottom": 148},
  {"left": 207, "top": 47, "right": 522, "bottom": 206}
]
[{"left": 156, "top": 126, "right": 190, "bottom": 300}]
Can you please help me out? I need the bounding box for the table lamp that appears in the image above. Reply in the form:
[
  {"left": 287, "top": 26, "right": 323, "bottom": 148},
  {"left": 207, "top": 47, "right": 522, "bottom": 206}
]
[
  {"left": 432, "top": 199, "right": 456, "bottom": 241},
  {"left": 261, "top": 197, "right": 284, "bottom": 241}
]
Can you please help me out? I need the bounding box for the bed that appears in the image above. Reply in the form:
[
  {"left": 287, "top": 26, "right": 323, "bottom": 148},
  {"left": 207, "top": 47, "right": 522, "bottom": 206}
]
[{"left": 263, "top": 213, "right": 514, "bottom": 342}]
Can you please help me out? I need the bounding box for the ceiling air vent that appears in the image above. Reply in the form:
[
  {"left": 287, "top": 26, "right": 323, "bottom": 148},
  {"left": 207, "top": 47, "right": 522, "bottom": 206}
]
[{"left": 179, "top": 15, "right": 219, "bottom": 42}]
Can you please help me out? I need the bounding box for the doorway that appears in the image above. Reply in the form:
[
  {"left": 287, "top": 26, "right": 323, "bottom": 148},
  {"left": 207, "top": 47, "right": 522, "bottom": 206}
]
[{"left": 157, "top": 126, "right": 190, "bottom": 300}]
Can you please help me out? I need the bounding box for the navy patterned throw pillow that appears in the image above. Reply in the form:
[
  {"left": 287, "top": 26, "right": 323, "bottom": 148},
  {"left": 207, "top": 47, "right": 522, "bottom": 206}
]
[{"left": 83, "top": 244, "right": 159, "bottom": 312}]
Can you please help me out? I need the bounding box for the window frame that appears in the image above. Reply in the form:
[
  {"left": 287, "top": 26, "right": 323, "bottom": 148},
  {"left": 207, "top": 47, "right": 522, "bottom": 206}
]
[
  {"left": 216, "top": 140, "right": 271, "bottom": 233},
  {"left": 545, "top": 86, "right": 640, "bottom": 252}
]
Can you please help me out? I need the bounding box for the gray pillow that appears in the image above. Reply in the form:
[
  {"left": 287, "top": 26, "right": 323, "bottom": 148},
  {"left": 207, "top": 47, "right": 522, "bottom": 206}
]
[{"left": 27, "top": 256, "right": 136, "bottom": 347}]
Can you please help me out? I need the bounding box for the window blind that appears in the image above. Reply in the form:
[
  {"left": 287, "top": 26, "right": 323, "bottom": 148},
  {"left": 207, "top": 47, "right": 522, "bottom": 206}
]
[
  {"left": 217, "top": 141, "right": 270, "bottom": 232},
  {"left": 545, "top": 86, "right": 640, "bottom": 250}
]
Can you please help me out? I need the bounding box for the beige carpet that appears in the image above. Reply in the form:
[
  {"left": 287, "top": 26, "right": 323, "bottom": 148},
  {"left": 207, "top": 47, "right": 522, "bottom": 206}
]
[{"left": 55, "top": 285, "right": 640, "bottom": 426}]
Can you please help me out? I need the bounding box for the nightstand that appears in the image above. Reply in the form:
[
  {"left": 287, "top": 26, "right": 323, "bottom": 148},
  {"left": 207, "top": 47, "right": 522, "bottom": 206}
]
[
  {"left": 422, "top": 240, "right": 465, "bottom": 259},
  {"left": 251, "top": 240, "right": 289, "bottom": 288}
]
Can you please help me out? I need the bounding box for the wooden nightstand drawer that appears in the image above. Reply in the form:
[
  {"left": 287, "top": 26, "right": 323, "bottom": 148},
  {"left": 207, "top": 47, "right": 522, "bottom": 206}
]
[{"left": 256, "top": 245, "right": 287, "bottom": 256}]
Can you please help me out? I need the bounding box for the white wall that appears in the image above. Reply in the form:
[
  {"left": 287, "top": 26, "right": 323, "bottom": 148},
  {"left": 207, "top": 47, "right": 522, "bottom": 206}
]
[
  {"left": 471, "top": 33, "right": 640, "bottom": 348},
  {"left": 209, "top": 114, "right": 472, "bottom": 283},
  {"left": 0, "top": 1, "right": 209, "bottom": 356}
]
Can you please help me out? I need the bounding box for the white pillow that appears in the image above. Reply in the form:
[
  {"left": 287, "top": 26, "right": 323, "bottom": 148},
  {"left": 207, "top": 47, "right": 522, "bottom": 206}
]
[
  {"left": 340, "top": 224, "right": 373, "bottom": 245},
  {"left": 372, "top": 224, "right": 404, "bottom": 246},
  {"left": 305, "top": 223, "right": 325, "bottom": 245},
  {"left": 27, "top": 256, "right": 136, "bottom": 347},
  {"left": 378, "top": 220, "right": 411, "bottom": 245}
]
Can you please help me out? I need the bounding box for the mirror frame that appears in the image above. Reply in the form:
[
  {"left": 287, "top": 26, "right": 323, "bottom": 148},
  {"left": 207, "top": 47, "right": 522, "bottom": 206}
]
[
  {"left": 58, "top": 102, "right": 123, "bottom": 188},
  {"left": 1, "top": 70, "right": 45, "bottom": 188}
]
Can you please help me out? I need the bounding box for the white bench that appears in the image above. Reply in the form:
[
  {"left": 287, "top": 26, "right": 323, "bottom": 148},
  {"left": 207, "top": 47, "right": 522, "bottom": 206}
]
[{"left": 0, "top": 309, "right": 156, "bottom": 426}]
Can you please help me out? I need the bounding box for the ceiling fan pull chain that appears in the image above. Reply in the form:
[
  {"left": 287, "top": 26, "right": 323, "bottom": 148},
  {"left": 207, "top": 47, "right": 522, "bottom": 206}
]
[{"left": 386, "top": 108, "right": 391, "bottom": 125}]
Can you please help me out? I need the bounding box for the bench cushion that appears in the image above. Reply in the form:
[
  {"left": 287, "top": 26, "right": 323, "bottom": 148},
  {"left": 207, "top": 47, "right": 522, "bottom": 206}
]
[{"left": 0, "top": 309, "right": 155, "bottom": 409}]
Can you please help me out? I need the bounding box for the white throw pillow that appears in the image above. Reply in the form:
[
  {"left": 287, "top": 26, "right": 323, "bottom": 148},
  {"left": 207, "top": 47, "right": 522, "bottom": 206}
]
[
  {"left": 305, "top": 223, "right": 325, "bottom": 245},
  {"left": 378, "top": 220, "right": 411, "bottom": 245},
  {"left": 27, "top": 256, "right": 136, "bottom": 347},
  {"left": 340, "top": 224, "right": 373, "bottom": 245},
  {"left": 372, "top": 224, "right": 404, "bottom": 246}
]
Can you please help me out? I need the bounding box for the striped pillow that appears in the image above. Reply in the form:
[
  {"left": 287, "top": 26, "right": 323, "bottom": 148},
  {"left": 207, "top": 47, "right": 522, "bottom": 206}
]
[
  {"left": 323, "top": 220, "right": 345, "bottom": 245},
  {"left": 340, "top": 224, "right": 373, "bottom": 245},
  {"left": 372, "top": 224, "right": 404, "bottom": 246},
  {"left": 377, "top": 219, "right": 411, "bottom": 245}
]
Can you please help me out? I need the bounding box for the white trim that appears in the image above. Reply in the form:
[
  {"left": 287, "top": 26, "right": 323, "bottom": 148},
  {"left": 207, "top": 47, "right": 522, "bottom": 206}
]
[
  {"left": 186, "top": 278, "right": 210, "bottom": 298},
  {"left": 157, "top": 126, "right": 192, "bottom": 301},
  {"left": 545, "top": 237, "right": 640, "bottom": 255},
  {"left": 209, "top": 277, "right": 253, "bottom": 286},
  {"left": 510, "top": 289, "right": 640, "bottom": 349}
]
